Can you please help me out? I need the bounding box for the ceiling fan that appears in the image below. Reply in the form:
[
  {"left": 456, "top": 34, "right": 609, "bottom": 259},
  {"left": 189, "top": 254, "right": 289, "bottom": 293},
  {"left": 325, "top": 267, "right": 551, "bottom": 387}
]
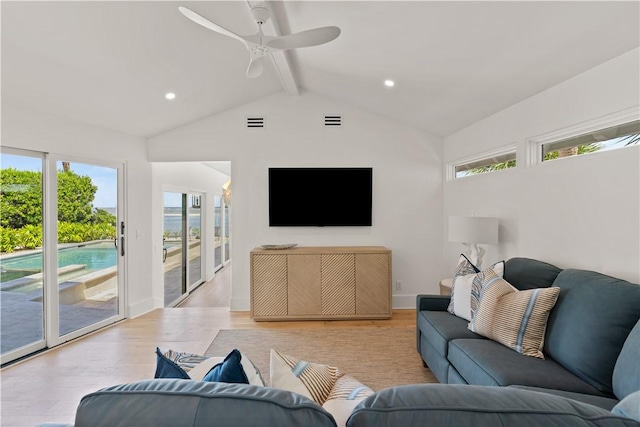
[{"left": 178, "top": 5, "right": 341, "bottom": 78}]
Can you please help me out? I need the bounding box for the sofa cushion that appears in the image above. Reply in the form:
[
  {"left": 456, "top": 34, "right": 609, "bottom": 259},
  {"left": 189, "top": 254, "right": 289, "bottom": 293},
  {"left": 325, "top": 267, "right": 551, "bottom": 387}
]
[
  {"left": 468, "top": 270, "right": 560, "bottom": 358},
  {"left": 448, "top": 338, "right": 607, "bottom": 396},
  {"left": 508, "top": 385, "right": 619, "bottom": 411},
  {"left": 612, "top": 320, "right": 640, "bottom": 399},
  {"left": 417, "top": 310, "right": 482, "bottom": 358},
  {"left": 545, "top": 270, "right": 640, "bottom": 396},
  {"left": 503, "top": 257, "right": 562, "bottom": 290},
  {"left": 346, "top": 384, "right": 640, "bottom": 427},
  {"left": 74, "top": 379, "right": 337, "bottom": 427}
]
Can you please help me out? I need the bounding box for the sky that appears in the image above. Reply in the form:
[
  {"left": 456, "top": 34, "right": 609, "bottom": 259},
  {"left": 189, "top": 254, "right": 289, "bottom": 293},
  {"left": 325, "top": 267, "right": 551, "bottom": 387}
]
[
  {"left": 1, "top": 154, "right": 117, "bottom": 208},
  {"left": 0, "top": 154, "right": 208, "bottom": 209}
]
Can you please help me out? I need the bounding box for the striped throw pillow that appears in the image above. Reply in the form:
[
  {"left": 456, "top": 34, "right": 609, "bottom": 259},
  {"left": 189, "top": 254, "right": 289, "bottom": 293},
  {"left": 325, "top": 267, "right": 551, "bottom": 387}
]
[
  {"left": 468, "top": 269, "right": 560, "bottom": 358},
  {"left": 270, "top": 349, "right": 373, "bottom": 427}
]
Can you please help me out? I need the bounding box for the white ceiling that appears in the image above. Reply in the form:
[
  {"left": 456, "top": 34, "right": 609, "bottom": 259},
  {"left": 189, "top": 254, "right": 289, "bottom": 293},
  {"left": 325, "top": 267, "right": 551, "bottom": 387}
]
[{"left": 2, "top": 1, "right": 639, "bottom": 139}]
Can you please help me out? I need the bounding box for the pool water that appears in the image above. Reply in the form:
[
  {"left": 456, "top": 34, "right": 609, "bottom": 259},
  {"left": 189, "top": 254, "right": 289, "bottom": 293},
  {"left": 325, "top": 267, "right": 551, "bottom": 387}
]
[{"left": 1, "top": 241, "right": 117, "bottom": 273}]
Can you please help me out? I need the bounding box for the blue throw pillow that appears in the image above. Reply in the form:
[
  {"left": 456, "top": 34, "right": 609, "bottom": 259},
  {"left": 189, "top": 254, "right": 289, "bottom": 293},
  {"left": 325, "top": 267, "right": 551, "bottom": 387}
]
[
  {"left": 203, "top": 349, "right": 249, "bottom": 384},
  {"left": 154, "top": 347, "right": 190, "bottom": 379}
]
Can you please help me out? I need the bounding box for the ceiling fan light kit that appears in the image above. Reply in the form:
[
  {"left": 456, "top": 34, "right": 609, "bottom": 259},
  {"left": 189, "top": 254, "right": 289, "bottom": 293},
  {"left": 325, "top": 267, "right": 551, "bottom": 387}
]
[{"left": 178, "top": 6, "right": 340, "bottom": 78}]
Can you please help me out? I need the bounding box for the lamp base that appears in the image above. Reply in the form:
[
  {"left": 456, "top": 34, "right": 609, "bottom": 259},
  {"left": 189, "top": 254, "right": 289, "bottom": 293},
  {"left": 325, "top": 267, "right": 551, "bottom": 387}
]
[{"left": 462, "top": 243, "right": 486, "bottom": 269}]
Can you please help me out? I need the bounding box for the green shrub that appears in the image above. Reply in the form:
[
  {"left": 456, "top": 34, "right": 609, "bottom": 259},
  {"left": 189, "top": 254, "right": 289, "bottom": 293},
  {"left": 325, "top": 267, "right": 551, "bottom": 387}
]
[
  {"left": 15, "top": 224, "right": 42, "bottom": 249},
  {"left": 0, "top": 227, "right": 17, "bottom": 253}
]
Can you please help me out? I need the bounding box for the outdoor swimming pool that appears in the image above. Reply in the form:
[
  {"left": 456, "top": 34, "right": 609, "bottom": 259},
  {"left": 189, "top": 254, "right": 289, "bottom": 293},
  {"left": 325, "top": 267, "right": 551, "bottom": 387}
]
[{"left": 1, "top": 241, "right": 116, "bottom": 277}]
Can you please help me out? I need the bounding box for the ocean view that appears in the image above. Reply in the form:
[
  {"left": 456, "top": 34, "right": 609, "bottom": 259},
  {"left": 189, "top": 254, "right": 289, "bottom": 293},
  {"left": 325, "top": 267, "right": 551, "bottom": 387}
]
[{"left": 98, "top": 207, "right": 214, "bottom": 235}]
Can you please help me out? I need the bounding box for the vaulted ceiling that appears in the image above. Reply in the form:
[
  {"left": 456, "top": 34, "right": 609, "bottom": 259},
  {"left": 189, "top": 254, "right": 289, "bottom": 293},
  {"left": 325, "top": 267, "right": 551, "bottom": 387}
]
[{"left": 2, "top": 1, "right": 639, "bottom": 139}]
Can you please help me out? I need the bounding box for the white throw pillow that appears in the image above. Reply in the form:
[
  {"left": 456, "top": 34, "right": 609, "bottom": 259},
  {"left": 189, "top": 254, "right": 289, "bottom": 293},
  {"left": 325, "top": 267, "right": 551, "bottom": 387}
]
[{"left": 447, "top": 254, "right": 504, "bottom": 322}]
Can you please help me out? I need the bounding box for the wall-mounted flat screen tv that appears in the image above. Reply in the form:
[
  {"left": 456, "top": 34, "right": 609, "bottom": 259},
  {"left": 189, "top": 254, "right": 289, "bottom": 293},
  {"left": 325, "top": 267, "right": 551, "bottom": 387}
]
[{"left": 269, "top": 167, "right": 373, "bottom": 227}]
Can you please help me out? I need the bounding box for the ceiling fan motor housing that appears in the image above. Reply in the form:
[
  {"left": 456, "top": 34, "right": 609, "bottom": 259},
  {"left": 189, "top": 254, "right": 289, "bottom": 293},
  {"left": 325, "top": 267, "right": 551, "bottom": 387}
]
[{"left": 250, "top": 6, "right": 270, "bottom": 25}]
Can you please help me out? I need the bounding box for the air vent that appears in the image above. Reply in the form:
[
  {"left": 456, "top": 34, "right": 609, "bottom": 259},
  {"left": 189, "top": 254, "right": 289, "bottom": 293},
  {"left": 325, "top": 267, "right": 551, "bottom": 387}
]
[
  {"left": 246, "top": 116, "right": 265, "bottom": 129},
  {"left": 324, "top": 115, "right": 342, "bottom": 127}
]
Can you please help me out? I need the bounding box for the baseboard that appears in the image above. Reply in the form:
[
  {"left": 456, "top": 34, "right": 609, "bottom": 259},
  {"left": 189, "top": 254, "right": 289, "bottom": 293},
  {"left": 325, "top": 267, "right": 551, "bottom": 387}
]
[
  {"left": 229, "top": 297, "right": 250, "bottom": 311},
  {"left": 392, "top": 294, "right": 417, "bottom": 309},
  {"left": 128, "top": 297, "right": 158, "bottom": 318}
]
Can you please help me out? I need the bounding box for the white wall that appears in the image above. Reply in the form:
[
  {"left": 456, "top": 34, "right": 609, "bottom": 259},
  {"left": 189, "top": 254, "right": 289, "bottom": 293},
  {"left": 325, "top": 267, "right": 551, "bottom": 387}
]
[
  {"left": 148, "top": 92, "right": 444, "bottom": 309},
  {"left": 443, "top": 48, "right": 640, "bottom": 284},
  {"left": 151, "top": 162, "right": 230, "bottom": 307},
  {"left": 2, "top": 104, "right": 155, "bottom": 316}
]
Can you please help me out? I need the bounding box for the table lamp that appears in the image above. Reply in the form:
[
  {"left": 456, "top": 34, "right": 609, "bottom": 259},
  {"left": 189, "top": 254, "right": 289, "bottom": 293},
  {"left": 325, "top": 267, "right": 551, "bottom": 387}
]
[{"left": 448, "top": 216, "right": 499, "bottom": 268}]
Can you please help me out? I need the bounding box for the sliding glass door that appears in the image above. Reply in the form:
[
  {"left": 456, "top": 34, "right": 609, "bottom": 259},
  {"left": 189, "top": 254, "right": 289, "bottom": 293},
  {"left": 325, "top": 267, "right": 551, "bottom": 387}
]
[
  {"left": 223, "top": 200, "right": 231, "bottom": 264},
  {"left": 187, "top": 195, "right": 202, "bottom": 292},
  {"left": 56, "top": 159, "right": 122, "bottom": 337},
  {"left": 1, "top": 149, "right": 125, "bottom": 365},
  {"left": 0, "top": 149, "right": 46, "bottom": 360},
  {"left": 163, "top": 190, "right": 203, "bottom": 307},
  {"left": 213, "top": 195, "right": 223, "bottom": 271}
]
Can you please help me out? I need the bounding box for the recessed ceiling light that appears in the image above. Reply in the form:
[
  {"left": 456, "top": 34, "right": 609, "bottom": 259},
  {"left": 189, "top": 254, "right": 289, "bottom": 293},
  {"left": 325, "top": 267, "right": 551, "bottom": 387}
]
[
  {"left": 384, "top": 80, "right": 395, "bottom": 87},
  {"left": 165, "top": 92, "right": 176, "bottom": 100}
]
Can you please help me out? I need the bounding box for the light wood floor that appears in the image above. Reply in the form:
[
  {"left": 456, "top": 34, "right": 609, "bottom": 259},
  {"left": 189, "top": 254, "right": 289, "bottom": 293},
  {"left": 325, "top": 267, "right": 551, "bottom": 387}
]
[{"left": 0, "top": 264, "right": 416, "bottom": 427}]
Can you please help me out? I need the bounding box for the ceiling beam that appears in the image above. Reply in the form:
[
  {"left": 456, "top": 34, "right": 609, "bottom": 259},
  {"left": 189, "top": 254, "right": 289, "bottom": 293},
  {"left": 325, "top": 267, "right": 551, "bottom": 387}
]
[{"left": 260, "top": 1, "right": 299, "bottom": 96}]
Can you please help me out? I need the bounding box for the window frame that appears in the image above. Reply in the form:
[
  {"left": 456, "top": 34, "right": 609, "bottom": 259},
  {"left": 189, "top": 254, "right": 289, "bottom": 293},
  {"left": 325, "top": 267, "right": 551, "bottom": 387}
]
[
  {"left": 527, "top": 107, "right": 640, "bottom": 166},
  {"left": 447, "top": 144, "right": 518, "bottom": 181}
]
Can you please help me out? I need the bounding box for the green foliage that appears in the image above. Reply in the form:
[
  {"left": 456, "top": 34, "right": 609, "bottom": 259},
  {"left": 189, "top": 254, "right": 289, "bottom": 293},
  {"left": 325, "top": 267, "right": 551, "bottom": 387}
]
[
  {"left": 0, "top": 168, "right": 43, "bottom": 229},
  {"left": 57, "top": 170, "right": 97, "bottom": 223},
  {"left": 0, "top": 167, "right": 117, "bottom": 253},
  {"left": 57, "top": 222, "right": 116, "bottom": 244},
  {"left": 16, "top": 224, "right": 42, "bottom": 249},
  {"left": 544, "top": 143, "right": 600, "bottom": 161},
  {"left": 467, "top": 160, "right": 516, "bottom": 176},
  {"left": 0, "top": 227, "right": 17, "bottom": 253},
  {"left": 190, "top": 227, "right": 201, "bottom": 239},
  {"left": 93, "top": 208, "right": 116, "bottom": 226},
  {"left": 0, "top": 222, "right": 116, "bottom": 252}
]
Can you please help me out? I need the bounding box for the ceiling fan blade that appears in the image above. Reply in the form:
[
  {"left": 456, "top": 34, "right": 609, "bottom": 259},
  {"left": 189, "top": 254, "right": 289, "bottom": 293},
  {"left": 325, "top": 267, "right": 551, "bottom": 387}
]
[
  {"left": 178, "top": 7, "right": 248, "bottom": 47},
  {"left": 246, "top": 56, "right": 264, "bottom": 78},
  {"left": 266, "top": 26, "right": 340, "bottom": 50}
]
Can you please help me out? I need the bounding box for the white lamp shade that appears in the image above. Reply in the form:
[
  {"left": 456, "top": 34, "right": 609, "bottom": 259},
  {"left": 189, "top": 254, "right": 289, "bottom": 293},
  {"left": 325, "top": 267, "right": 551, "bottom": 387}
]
[{"left": 448, "top": 216, "right": 499, "bottom": 245}]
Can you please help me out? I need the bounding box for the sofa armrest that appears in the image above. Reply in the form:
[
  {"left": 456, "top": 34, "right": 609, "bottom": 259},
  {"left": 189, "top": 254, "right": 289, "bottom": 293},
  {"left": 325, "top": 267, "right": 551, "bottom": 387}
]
[{"left": 416, "top": 294, "right": 450, "bottom": 312}]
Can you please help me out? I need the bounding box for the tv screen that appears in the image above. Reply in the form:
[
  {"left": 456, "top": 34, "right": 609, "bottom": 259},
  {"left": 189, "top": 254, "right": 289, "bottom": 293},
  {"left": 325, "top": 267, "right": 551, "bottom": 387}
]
[{"left": 269, "top": 167, "right": 372, "bottom": 227}]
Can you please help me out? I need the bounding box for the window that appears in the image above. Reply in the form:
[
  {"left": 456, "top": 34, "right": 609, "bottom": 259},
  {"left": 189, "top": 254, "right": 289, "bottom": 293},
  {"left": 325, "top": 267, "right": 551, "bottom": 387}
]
[
  {"left": 449, "top": 145, "right": 517, "bottom": 179},
  {"left": 538, "top": 120, "right": 639, "bottom": 163}
]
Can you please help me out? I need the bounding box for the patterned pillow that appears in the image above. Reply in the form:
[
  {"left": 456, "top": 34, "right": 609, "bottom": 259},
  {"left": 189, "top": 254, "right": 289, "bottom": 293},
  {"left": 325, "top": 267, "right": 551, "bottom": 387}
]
[
  {"left": 154, "top": 347, "right": 265, "bottom": 386},
  {"left": 270, "top": 349, "right": 373, "bottom": 427},
  {"left": 468, "top": 269, "right": 560, "bottom": 358},
  {"left": 447, "top": 254, "right": 505, "bottom": 321}
]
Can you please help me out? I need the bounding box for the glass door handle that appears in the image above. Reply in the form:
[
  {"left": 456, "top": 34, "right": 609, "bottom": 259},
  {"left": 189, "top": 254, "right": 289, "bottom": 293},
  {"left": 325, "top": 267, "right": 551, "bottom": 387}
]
[{"left": 163, "top": 247, "right": 168, "bottom": 263}]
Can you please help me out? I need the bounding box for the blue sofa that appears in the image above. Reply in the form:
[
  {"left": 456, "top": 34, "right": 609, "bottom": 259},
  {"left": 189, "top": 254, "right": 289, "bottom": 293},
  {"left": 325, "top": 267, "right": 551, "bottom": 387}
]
[
  {"left": 39, "top": 377, "right": 640, "bottom": 427},
  {"left": 416, "top": 257, "right": 640, "bottom": 410},
  {"left": 38, "top": 258, "right": 640, "bottom": 427}
]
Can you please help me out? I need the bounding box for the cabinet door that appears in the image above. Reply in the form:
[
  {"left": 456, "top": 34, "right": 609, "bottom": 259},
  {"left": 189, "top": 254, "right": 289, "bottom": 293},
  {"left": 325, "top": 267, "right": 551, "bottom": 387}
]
[
  {"left": 356, "top": 253, "right": 390, "bottom": 315},
  {"left": 252, "top": 254, "right": 287, "bottom": 317},
  {"left": 321, "top": 254, "right": 355, "bottom": 315},
  {"left": 288, "top": 254, "right": 322, "bottom": 315}
]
